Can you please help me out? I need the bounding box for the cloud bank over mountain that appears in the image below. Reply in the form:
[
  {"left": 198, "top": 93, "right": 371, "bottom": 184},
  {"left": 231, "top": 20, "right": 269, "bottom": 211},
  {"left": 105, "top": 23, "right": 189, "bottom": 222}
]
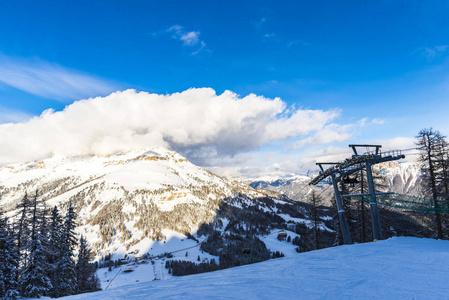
[{"left": 0, "top": 88, "right": 343, "bottom": 166}]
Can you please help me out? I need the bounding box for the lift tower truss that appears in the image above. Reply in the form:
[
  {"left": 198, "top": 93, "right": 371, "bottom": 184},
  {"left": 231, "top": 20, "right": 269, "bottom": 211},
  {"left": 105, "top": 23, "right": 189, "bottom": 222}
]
[{"left": 309, "top": 145, "right": 405, "bottom": 244}]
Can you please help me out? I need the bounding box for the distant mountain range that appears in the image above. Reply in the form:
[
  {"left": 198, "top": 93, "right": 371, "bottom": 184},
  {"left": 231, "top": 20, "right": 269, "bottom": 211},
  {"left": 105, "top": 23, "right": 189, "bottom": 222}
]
[{"left": 247, "top": 161, "right": 424, "bottom": 205}]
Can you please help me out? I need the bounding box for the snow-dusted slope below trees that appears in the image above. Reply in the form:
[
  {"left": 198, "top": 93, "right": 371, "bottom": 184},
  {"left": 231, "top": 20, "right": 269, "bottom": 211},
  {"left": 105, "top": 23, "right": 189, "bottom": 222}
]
[
  {"left": 0, "top": 148, "right": 263, "bottom": 258},
  {"left": 60, "top": 237, "right": 449, "bottom": 300}
]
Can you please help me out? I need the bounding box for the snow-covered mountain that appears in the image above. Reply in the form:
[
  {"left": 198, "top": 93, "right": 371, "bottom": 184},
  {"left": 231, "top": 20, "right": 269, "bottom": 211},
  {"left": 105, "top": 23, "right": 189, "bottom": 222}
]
[
  {"left": 0, "top": 148, "right": 325, "bottom": 262},
  {"left": 376, "top": 161, "right": 423, "bottom": 195},
  {"left": 249, "top": 161, "right": 424, "bottom": 205},
  {"left": 247, "top": 174, "right": 332, "bottom": 205}
]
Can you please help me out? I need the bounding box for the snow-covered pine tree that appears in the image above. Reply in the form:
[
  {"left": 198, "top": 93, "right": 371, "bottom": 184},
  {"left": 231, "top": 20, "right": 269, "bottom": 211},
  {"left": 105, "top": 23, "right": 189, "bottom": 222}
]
[
  {"left": 75, "top": 235, "right": 101, "bottom": 294},
  {"left": 47, "top": 205, "right": 63, "bottom": 294},
  {"left": 53, "top": 205, "right": 78, "bottom": 297},
  {"left": 18, "top": 192, "right": 52, "bottom": 298},
  {"left": 0, "top": 210, "right": 19, "bottom": 299},
  {"left": 14, "top": 192, "right": 32, "bottom": 272},
  {"left": 38, "top": 208, "right": 54, "bottom": 286},
  {"left": 49, "top": 206, "right": 63, "bottom": 255}
]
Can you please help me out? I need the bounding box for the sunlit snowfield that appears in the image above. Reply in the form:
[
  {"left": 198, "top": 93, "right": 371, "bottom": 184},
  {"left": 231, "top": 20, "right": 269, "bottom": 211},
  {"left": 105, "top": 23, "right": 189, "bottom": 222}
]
[{"left": 60, "top": 237, "right": 449, "bottom": 300}]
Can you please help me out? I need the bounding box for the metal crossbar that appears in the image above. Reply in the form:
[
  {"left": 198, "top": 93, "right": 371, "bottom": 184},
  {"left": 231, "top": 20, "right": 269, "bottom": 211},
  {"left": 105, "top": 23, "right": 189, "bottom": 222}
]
[{"left": 310, "top": 150, "right": 404, "bottom": 186}]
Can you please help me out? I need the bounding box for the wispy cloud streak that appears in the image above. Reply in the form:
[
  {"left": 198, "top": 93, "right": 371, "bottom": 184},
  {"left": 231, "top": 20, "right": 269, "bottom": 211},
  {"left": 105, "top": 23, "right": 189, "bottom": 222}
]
[
  {"left": 418, "top": 45, "right": 449, "bottom": 59},
  {"left": 0, "top": 55, "right": 119, "bottom": 102}
]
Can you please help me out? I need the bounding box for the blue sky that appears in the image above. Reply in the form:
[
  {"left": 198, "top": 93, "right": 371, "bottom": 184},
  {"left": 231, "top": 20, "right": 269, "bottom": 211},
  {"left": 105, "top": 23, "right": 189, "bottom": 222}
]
[{"left": 0, "top": 1, "right": 448, "bottom": 177}]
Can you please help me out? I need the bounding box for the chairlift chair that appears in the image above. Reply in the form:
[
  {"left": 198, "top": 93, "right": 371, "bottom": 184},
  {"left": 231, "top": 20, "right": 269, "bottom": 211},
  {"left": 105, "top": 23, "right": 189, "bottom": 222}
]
[{"left": 343, "top": 174, "right": 359, "bottom": 185}]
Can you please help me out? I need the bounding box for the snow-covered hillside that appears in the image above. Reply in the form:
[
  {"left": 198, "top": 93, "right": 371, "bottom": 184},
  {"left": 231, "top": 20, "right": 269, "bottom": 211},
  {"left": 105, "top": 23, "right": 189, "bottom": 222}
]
[
  {"left": 61, "top": 237, "right": 449, "bottom": 299},
  {"left": 0, "top": 148, "right": 263, "bottom": 258},
  {"left": 1, "top": 148, "right": 328, "bottom": 266}
]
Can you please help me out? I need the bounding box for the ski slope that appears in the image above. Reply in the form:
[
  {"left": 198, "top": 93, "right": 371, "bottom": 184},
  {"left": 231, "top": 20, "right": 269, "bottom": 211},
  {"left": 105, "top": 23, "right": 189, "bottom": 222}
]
[
  {"left": 61, "top": 237, "right": 449, "bottom": 299},
  {"left": 94, "top": 229, "right": 300, "bottom": 290}
]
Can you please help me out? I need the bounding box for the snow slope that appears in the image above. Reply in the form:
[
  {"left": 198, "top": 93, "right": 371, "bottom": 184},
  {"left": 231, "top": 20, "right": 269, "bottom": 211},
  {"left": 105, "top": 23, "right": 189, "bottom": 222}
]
[
  {"left": 61, "top": 237, "right": 449, "bottom": 299},
  {"left": 92, "top": 228, "right": 300, "bottom": 290}
]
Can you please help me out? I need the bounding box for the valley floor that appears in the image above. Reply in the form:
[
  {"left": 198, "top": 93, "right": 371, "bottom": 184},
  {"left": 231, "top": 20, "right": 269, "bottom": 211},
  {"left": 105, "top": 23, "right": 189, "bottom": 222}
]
[{"left": 61, "top": 237, "right": 449, "bottom": 299}]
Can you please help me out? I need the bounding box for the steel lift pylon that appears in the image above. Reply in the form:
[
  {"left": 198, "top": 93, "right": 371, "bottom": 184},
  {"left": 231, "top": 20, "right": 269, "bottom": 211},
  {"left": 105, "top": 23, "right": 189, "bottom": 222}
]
[{"left": 309, "top": 144, "right": 405, "bottom": 244}]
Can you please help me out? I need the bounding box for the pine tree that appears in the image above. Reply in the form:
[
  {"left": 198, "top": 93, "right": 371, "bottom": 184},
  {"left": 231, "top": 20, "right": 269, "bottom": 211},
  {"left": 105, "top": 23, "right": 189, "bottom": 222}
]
[
  {"left": 340, "top": 180, "right": 360, "bottom": 241},
  {"left": 19, "top": 231, "right": 52, "bottom": 298},
  {"left": 39, "top": 208, "right": 53, "bottom": 279},
  {"left": 18, "top": 192, "right": 52, "bottom": 298},
  {"left": 432, "top": 135, "right": 449, "bottom": 230},
  {"left": 0, "top": 210, "right": 19, "bottom": 299},
  {"left": 357, "top": 170, "right": 370, "bottom": 243},
  {"left": 53, "top": 205, "right": 78, "bottom": 297},
  {"left": 47, "top": 205, "right": 63, "bottom": 294},
  {"left": 309, "top": 191, "right": 322, "bottom": 250},
  {"left": 14, "top": 192, "right": 32, "bottom": 272},
  {"left": 349, "top": 170, "right": 373, "bottom": 243},
  {"left": 76, "top": 236, "right": 101, "bottom": 294},
  {"left": 330, "top": 199, "right": 343, "bottom": 246},
  {"left": 416, "top": 128, "right": 448, "bottom": 239},
  {"left": 49, "top": 206, "right": 63, "bottom": 257}
]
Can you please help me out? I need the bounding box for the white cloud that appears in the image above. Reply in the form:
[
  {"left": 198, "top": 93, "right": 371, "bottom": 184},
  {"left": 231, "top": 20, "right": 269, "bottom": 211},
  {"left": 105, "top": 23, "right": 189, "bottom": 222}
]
[
  {"left": 204, "top": 150, "right": 295, "bottom": 179},
  {"left": 371, "top": 137, "right": 417, "bottom": 162},
  {"left": 297, "top": 136, "right": 417, "bottom": 175},
  {"left": 418, "top": 45, "right": 449, "bottom": 59},
  {"left": 166, "top": 25, "right": 206, "bottom": 54},
  {"left": 290, "top": 123, "right": 354, "bottom": 150},
  {"left": 372, "top": 118, "right": 386, "bottom": 125},
  {"left": 192, "top": 41, "right": 206, "bottom": 56},
  {"left": 0, "top": 88, "right": 340, "bottom": 166},
  {"left": 377, "top": 136, "right": 415, "bottom": 150},
  {"left": 211, "top": 135, "right": 418, "bottom": 179},
  {"left": 298, "top": 146, "right": 353, "bottom": 172},
  {"left": 289, "top": 118, "right": 372, "bottom": 150},
  {"left": 0, "top": 54, "right": 119, "bottom": 101},
  {"left": 180, "top": 31, "right": 200, "bottom": 46}
]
